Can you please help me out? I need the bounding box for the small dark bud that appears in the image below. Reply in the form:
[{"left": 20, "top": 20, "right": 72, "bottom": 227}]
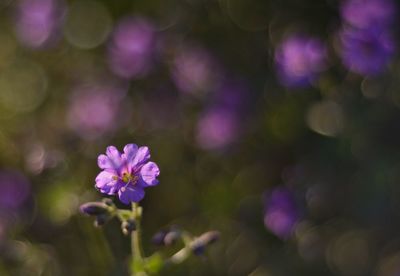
[
  {"left": 151, "top": 230, "right": 167, "bottom": 246},
  {"left": 199, "top": 231, "right": 220, "bottom": 245},
  {"left": 164, "top": 231, "right": 180, "bottom": 246},
  {"left": 152, "top": 226, "right": 181, "bottom": 246},
  {"left": 102, "top": 198, "right": 114, "bottom": 206},
  {"left": 80, "top": 202, "right": 109, "bottom": 216},
  {"left": 192, "top": 244, "right": 205, "bottom": 256},
  {"left": 121, "top": 219, "right": 136, "bottom": 235},
  {"left": 94, "top": 213, "right": 110, "bottom": 227},
  {"left": 191, "top": 231, "right": 220, "bottom": 256}
]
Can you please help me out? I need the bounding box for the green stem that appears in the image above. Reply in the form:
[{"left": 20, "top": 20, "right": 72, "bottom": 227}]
[
  {"left": 165, "top": 232, "right": 193, "bottom": 266},
  {"left": 165, "top": 247, "right": 191, "bottom": 265},
  {"left": 131, "top": 202, "right": 147, "bottom": 276}
]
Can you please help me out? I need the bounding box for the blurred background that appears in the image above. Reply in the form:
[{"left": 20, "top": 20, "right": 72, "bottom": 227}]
[{"left": 1, "top": 0, "right": 400, "bottom": 275}]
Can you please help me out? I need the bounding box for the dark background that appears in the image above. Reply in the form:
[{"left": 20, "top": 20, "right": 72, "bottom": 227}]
[{"left": 0, "top": 0, "right": 400, "bottom": 275}]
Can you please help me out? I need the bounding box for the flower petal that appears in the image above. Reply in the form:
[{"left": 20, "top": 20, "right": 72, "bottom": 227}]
[
  {"left": 97, "top": 146, "right": 124, "bottom": 172},
  {"left": 139, "top": 162, "right": 160, "bottom": 186},
  {"left": 97, "top": 154, "right": 114, "bottom": 171},
  {"left": 127, "top": 146, "right": 150, "bottom": 171},
  {"left": 106, "top": 146, "right": 123, "bottom": 166},
  {"left": 95, "top": 171, "right": 121, "bottom": 195},
  {"left": 118, "top": 185, "right": 145, "bottom": 204},
  {"left": 122, "top": 143, "right": 139, "bottom": 171},
  {"left": 134, "top": 146, "right": 150, "bottom": 165}
]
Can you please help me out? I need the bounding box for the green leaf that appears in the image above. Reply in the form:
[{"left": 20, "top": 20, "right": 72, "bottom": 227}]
[
  {"left": 130, "top": 258, "right": 145, "bottom": 274},
  {"left": 118, "top": 210, "right": 132, "bottom": 221},
  {"left": 144, "top": 253, "right": 164, "bottom": 274}
]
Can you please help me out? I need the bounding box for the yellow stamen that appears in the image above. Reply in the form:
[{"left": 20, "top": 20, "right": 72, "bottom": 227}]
[{"left": 121, "top": 172, "right": 138, "bottom": 185}]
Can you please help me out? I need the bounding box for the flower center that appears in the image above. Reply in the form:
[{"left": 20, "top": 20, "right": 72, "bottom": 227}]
[{"left": 121, "top": 172, "right": 138, "bottom": 185}]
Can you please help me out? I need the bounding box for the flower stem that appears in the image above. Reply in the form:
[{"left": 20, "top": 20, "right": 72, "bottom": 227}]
[
  {"left": 131, "top": 202, "right": 147, "bottom": 276},
  {"left": 165, "top": 247, "right": 191, "bottom": 265},
  {"left": 165, "top": 232, "right": 193, "bottom": 266}
]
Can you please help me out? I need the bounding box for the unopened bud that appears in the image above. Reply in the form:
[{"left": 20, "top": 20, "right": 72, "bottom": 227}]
[
  {"left": 102, "top": 198, "right": 114, "bottom": 206},
  {"left": 191, "top": 231, "right": 220, "bottom": 256},
  {"left": 199, "top": 231, "right": 220, "bottom": 245},
  {"left": 80, "top": 202, "right": 109, "bottom": 216},
  {"left": 164, "top": 230, "right": 181, "bottom": 246},
  {"left": 152, "top": 226, "right": 181, "bottom": 246},
  {"left": 151, "top": 230, "right": 167, "bottom": 246},
  {"left": 94, "top": 213, "right": 110, "bottom": 227},
  {"left": 121, "top": 219, "right": 136, "bottom": 235}
]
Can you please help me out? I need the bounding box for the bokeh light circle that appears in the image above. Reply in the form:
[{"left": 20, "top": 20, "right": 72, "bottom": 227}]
[
  {"left": 64, "top": 0, "right": 112, "bottom": 49},
  {"left": 306, "top": 101, "right": 344, "bottom": 137},
  {"left": 0, "top": 59, "right": 48, "bottom": 115}
]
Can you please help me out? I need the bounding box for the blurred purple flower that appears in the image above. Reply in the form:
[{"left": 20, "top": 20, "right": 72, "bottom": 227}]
[
  {"left": 338, "top": 0, "right": 396, "bottom": 76},
  {"left": 107, "top": 17, "right": 156, "bottom": 79},
  {"left": 264, "top": 187, "right": 300, "bottom": 239},
  {"left": 67, "top": 81, "right": 127, "bottom": 140},
  {"left": 0, "top": 170, "right": 30, "bottom": 211},
  {"left": 275, "top": 35, "right": 328, "bottom": 88},
  {"left": 15, "top": 0, "right": 65, "bottom": 48},
  {"left": 338, "top": 27, "right": 395, "bottom": 76},
  {"left": 95, "top": 144, "right": 160, "bottom": 204},
  {"left": 196, "top": 109, "right": 239, "bottom": 150},
  {"left": 341, "top": 0, "right": 395, "bottom": 29},
  {"left": 196, "top": 81, "right": 248, "bottom": 150},
  {"left": 171, "top": 46, "right": 222, "bottom": 95}
]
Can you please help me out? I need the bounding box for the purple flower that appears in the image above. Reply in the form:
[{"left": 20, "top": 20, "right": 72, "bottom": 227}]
[
  {"left": 338, "top": 0, "right": 396, "bottom": 76},
  {"left": 107, "top": 17, "right": 156, "bottom": 79},
  {"left": 338, "top": 27, "right": 395, "bottom": 76},
  {"left": 95, "top": 144, "right": 160, "bottom": 204},
  {"left": 196, "top": 80, "right": 248, "bottom": 150},
  {"left": 171, "top": 45, "right": 222, "bottom": 95},
  {"left": 341, "top": 0, "right": 395, "bottom": 29},
  {"left": 275, "top": 35, "right": 327, "bottom": 88},
  {"left": 196, "top": 109, "right": 239, "bottom": 150},
  {"left": 0, "top": 169, "right": 30, "bottom": 211},
  {"left": 264, "top": 187, "right": 300, "bottom": 239},
  {"left": 14, "top": 0, "right": 65, "bottom": 48},
  {"left": 67, "top": 80, "right": 127, "bottom": 140}
]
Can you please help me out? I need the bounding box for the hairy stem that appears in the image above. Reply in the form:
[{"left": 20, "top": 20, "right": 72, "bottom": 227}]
[
  {"left": 131, "top": 202, "right": 147, "bottom": 276},
  {"left": 165, "top": 247, "right": 191, "bottom": 265},
  {"left": 165, "top": 232, "right": 193, "bottom": 266}
]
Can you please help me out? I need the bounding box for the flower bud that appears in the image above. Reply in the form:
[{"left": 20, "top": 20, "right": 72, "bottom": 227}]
[
  {"left": 151, "top": 226, "right": 181, "bottom": 246},
  {"left": 102, "top": 198, "right": 114, "bottom": 206},
  {"left": 121, "top": 219, "right": 136, "bottom": 235},
  {"left": 80, "top": 202, "right": 109, "bottom": 216},
  {"left": 164, "top": 231, "right": 180, "bottom": 246},
  {"left": 151, "top": 230, "right": 167, "bottom": 246},
  {"left": 191, "top": 231, "right": 220, "bottom": 256},
  {"left": 191, "top": 244, "right": 205, "bottom": 256},
  {"left": 200, "top": 231, "right": 220, "bottom": 244},
  {"left": 94, "top": 213, "right": 110, "bottom": 227}
]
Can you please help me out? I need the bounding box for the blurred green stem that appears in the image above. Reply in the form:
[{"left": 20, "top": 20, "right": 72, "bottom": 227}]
[
  {"left": 166, "top": 247, "right": 191, "bottom": 265},
  {"left": 165, "top": 232, "right": 193, "bottom": 266},
  {"left": 131, "top": 202, "right": 147, "bottom": 276}
]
